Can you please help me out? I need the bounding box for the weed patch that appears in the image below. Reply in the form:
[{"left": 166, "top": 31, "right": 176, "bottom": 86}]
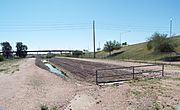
[
  {"left": 153, "top": 101, "right": 161, "bottom": 110},
  {"left": 40, "top": 105, "right": 59, "bottom": 110},
  {"left": 0, "top": 68, "right": 7, "bottom": 72},
  {"left": 130, "top": 90, "right": 141, "bottom": 97}
]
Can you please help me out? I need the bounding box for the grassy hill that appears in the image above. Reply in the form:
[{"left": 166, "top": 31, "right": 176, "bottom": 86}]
[{"left": 96, "top": 35, "right": 180, "bottom": 61}]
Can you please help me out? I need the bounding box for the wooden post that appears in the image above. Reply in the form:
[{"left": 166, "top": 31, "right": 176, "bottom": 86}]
[
  {"left": 96, "top": 70, "right": 98, "bottom": 85},
  {"left": 132, "top": 67, "right": 135, "bottom": 79},
  {"left": 162, "top": 65, "right": 164, "bottom": 77}
]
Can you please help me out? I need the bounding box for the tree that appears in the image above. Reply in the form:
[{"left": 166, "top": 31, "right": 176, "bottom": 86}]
[
  {"left": 72, "top": 50, "right": 83, "bottom": 57},
  {"left": 16, "top": 42, "right": 28, "bottom": 58},
  {"left": 103, "top": 40, "right": 121, "bottom": 55},
  {"left": 122, "top": 42, "right": 127, "bottom": 46},
  {"left": 0, "top": 42, "right": 13, "bottom": 58},
  {"left": 113, "top": 40, "right": 121, "bottom": 50},
  {"left": 97, "top": 48, "right": 101, "bottom": 51},
  {"left": 147, "top": 32, "right": 177, "bottom": 53}
]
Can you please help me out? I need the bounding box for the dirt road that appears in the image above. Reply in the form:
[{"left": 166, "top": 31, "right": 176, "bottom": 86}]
[{"left": 0, "top": 58, "right": 76, "bottom": 110}]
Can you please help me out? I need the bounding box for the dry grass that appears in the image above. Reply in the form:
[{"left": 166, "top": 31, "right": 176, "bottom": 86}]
[
  {"left": 128, "top": 77, "right": 180, "bottom": 110},
  {"left": 0, "top": 59, "right": 20, "bottom": 75},
  {"left": 96, "top": 36, "right": 180, "bottom": 61}
]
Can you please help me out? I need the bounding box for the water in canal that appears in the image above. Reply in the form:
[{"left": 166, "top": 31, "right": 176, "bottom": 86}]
[{"left": 42, "top": 60, "right": 65, "bottom": 77}]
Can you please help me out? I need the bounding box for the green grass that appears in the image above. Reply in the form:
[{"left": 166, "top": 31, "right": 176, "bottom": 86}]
[
  {"left": 173, "top": 77, "right": 180, "bottom": 81},
  {"left": 163, "top": 77, "right": 180, "bottom": 81},
  {"left": 96, "top": 35, "right": 180, "bottom": 61}
]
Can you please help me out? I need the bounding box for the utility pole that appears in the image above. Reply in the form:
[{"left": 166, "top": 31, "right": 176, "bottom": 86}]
[
  {"left": 93, "top": 20, "right": 96, "bottom": 58},
  {"left": 99, "top": 41, "right": 100, "bottom": 49},
  {"left": 119, "top": 30, "right": 131, "bottom": 45},
  {"left": 170, "top": 18, "right": 173, "bottom": 37},
  {"left": 120, "top": 33, "right": 121, "bottom": 45}
]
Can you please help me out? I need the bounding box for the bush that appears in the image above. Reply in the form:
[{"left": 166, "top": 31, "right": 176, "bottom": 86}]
[
  {"left": 46, "top": 53, "right": 55, "bottom": 58},
  {"left": 103, "top": 40, "right": 121, "bottom": 55},
  {"left": 50, "top": 106, "right": 58, "bottom": 110},
  {"left": 40, "top": 105, "right": 59, "bottom": 110},
  {"left": 0, "top": 55, "right": 4, "bottom": 61},
  {"left": 162, "top": 56, "right": 180, "bottom": 61},
  {"left": 41, "top": 105, "right": 48, "bottom": 110},
  {"left": 147, "top": 32, "right": 177, "bottom": 53},
  {"left": 72, "top": 50, "right": 83, "bottom": 57}
]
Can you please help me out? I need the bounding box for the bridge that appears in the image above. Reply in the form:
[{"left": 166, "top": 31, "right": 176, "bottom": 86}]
[{"left": 0, "top": 49, "right": 79, "bottom": 54}]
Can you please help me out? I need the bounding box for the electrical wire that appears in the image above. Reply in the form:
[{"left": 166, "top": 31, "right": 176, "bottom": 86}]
[{"left": 0, "top": 23, "right": 179, "bottom": 32}]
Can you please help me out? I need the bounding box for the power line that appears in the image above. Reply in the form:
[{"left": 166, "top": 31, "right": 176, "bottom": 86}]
[{"left": 0, "top": 23, "right": 179, "bottom": 33}]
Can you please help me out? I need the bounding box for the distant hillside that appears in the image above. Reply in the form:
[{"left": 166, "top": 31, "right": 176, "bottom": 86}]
[{"left": 96, "top": 35, "right": 180, "bottom": 61}]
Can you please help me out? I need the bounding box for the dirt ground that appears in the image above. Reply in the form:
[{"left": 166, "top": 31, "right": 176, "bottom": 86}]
[
  {"left": 0, "top": 58, "right": 180, "bottom": 110},
  {"left": 0, "top": 58, "right": 76, "bottom": 110}
]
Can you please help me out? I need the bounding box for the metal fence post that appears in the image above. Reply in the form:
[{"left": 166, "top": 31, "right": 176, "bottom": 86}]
[
  {"left": 132, "top": 67, "right": 135, "bottom": 79},
  {"left": 96, "top": 70, "right": 98, "bottom": 85},
  {"left": 162, "top": 65, "right": 164, "bottom": 77}
]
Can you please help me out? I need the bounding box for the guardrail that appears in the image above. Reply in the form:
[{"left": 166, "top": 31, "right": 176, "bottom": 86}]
[{"left": 95, "top": 64, "right": 164, "bottom": 85}]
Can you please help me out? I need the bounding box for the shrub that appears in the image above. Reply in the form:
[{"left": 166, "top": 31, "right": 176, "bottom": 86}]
[
  {"left": 147, "top": 32, "right": 177, "bottom": 53},
  {"left": 41, "top": 105, "right": 48, "bottom": 110},
  {"left": 40, "top": 105, "right": 59, "bottom": 110},
  {"left": 50, "top": 106, "right": 58, "bottom": 110},
  {"left": 46, "top": 53, "right": 55, "bottom": 58},
  {"left": 72, "top": 50, "right": 83, "bottom": 57},
  {"left": 0, "top": 55, "right": 4, "bottom": 61},
  {"left": 103, "top": 40, "right": 121, "bottom": 55}
]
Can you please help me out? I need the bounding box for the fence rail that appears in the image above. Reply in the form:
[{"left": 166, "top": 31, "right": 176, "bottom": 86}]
[{"left": 96, "top": 64, "right": 164, "bottom": 85}]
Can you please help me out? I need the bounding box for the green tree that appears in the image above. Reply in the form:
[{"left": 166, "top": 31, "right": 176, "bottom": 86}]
[
  {"left": 103, "top": 40, "right": 121, "bottom": 55},
  {"left": 72, "top": 50, "right": 83, "bottom": 57},
  {"left": 147, "top": 32, "right": 176, "bottom": 53},
  {"left": 16, "top": 42, "right": 28, "bottom": 58},
  {"left": 122, "top": 42, "right": 127, "bottom": 46},
  {"left": 113, "top": 40, "right": 121, "bottom": 50},
  {"left": 0, "top": 41, "right": 13, "bottom": 58}
]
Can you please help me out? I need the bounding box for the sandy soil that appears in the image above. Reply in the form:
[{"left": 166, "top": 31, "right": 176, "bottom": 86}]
[
  {"left": 0, "top": 58, "right": 130, "bottom": 110},
  {"left": 0, "top": 58, "right": 180, "bottom": 110},
  {"left": 0, "top": 58, "right": 76, "bottom": 110}
]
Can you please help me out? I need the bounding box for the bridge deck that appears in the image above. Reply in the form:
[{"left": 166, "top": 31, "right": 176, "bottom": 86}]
[{"left": 0, "top": 50, "right": 77, "bottom": 53}]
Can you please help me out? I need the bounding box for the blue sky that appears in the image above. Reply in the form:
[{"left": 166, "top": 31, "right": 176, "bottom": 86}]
[{"left": 0, "top": 0, "right": 180, "bottom": 51}]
